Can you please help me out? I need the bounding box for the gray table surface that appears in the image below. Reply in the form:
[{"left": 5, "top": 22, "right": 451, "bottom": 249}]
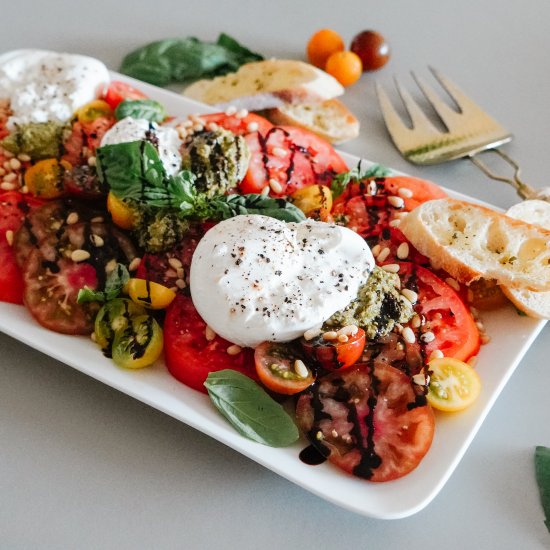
[{"left": 1, "top": 1, "right": 549, "bottom": 548}]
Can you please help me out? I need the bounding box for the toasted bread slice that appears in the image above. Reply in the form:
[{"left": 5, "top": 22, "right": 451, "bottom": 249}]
[
  {"left": 264, "top": 99, "right": 359, "bottom": 144},
  {"left": 182, "top": 59, "right": 344, "bottom": 111},
  {"left": 399, "top": 198, "right": 550, "bottom": 292},
  {"left": 501, "top": 200, "right": 550, "bottom": 318}
]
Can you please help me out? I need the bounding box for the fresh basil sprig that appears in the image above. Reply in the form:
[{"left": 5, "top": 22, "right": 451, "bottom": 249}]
[
  {"left": 535, "top": 446, "right": 550, "bottom": 532},
  {"left": 77, "top": 263, "right": 130, "bottom": 304},
  {"left": 204, "top": 370, "right": 299, "bottom": 447},
  {"left": 331, "top": 161, "right": 393, "bottom": 199},
  {"left": 120, "top": 33, "right": 264, "bottom": 87},
  {"left": 115, "top": 99, "right": 167, "bottom": 123}
]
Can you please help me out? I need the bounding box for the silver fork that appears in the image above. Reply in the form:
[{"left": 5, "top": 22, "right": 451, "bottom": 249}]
[{"left": 376, "top": 67, "right": 549, "bottom": 201}]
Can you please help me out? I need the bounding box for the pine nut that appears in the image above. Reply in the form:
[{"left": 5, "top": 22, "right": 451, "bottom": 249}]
[
  {"left": 402, "top": 327, "right": 416, "bottom": 344},
  {"left": 337, "top": 334, "right": 349, "bottom": 343},
  {"left": 87, "top": 156, "right": 97, "bottom": 167},
  {"left": 421, "top": 331, "right": 435, "bottom": 343},
  {"left": 90, "top": 216, "right": 104, "bottom": 223},
  {"left": 382, "top": 263, "right": 400, "bottom": 273},
  {"left": 71, "top": 249, "right": 90, "bottom": 262},
  {"left": 247, "top": 122, "right": 259, "bottom": 132},
  {"left": 168, "top": 257, "right": 183, "bottom": 269},
  {"left": 5, "top": 229, "right": 14, "bottom": 246},
  {"left": 389, "top": 219, "right": 401, "bottom": 228},
  {"left": 175, "top": 278, "right": 186, "bottom": 289},
  {"left": 412, "top": 373, "right": 429, "bottom": 386},
  {"left": 377, "top": 247, "right": 390, "bottom": 262},
  {"left": 445, "top": 277, "right": 460, "bottom": 291},
  {"left": 367, "top": 180, "right": 377, "bottom": 195},
  {"left": 235, "top": 109, "right": 248, "bottom": 119},
  {"left": 429, "top": 349, "right": 444, "bottom": 361},
  {"left": 205, "top": 326, "right": 216, "bottom": 341},
  {"left": 17, "top": 153, "right": 31, "bottom": 162},
  {"left": 398, "top": 187, "right": 413, "bottom": 198},
  {"left": 397, "top": 242, "right": 409, "bottom": 260},
  {"left": 224, "top": 106, "right": 237, "bottom": 116},
  {"left": 66, "top": 212, "right": 79, "bottom": 225},
  {"left": 105, "top": 259, "right": 117, "bottom": 273},
  {"left": 90, "top": 234, "right": 104, "bottom": 247},
  {"left": 3, "top": 172, "right": 17, "bottom": 182},
  {"left": 9, "top": 158, "right": 21, "bottom": 170},
  {"left": 401, "top": 288, "right": 418, "bottom": 303},
  {"left": 322, "top": 331, "right": 338, "bottom": 341},
  {"left": 128, "top": 257, "right": 141, "bottom": 271},
  {"left": 411, "top": 315, "right": 421, "bottom": 328},
  {"left": 294, "top": 359, "right": 309, "bottom": 378},
  {"left": 0, "top": 181, "right": 17, "bottom": 191},
  {"left": 272, "top": 146, "right": 288, "bottom": 158},
  {"left": 269, "top": 178, "right": 283, "bottom": 194},
  {"left": 303, "top": 327, "right": 322, "bottom": 341},
  {"left": 388, "top": 195, "right": 405, "bottom": 208},
  {"left": 261, "top": 185, "right": 270, "bottom": 196},
  {"left": 227, "top": 344, "right": 242, "bottom": 355},
  {"left": 371, "top": 244, "right": 381, "bottom": 257},
  {"left": 337, "top": 325, "right": 359, "bottom": 337}
]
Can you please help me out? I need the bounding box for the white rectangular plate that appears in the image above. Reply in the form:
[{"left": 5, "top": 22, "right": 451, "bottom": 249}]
[{"left": 0, "top": 73, "right": 546, "bottom": 520}]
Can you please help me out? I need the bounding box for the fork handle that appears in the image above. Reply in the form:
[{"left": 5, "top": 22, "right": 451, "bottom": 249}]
[{"left": 468, "top": 149, "right": 550, "bottom": 202}]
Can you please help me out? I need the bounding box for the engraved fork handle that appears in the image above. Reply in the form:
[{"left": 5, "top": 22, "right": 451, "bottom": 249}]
[{"left": 468, "top": 148, "right": 550, "bottom": 202}]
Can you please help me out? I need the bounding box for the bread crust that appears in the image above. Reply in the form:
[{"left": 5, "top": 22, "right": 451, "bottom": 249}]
[{"left": 400, "top": 198, "right": 550, "bottom": 292}]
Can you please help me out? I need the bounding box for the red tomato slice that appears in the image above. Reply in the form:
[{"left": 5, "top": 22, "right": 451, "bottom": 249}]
[
  {"left": 333, "top": 176, "right": 447, "bottom": 240},
  {"left": 164, "top": 295, "right": 258, "bottom": 393},
  {"left": 240, "top": 126, "right": 348, "bottom": 196},
  {"left": 200, "top": 112, "right": 273, "bottom": 136},
  {"left": 296, "top": 362, "right": 435, "bottom": 482},
  {"left": 103, "top": 81, "right": 148, "bottom": 109},
  {"left": 399, "top": 263, "right": 480, "bottom": 362},
  {"left": 62, "top": 116, "right": 115, "bottom": 166}
]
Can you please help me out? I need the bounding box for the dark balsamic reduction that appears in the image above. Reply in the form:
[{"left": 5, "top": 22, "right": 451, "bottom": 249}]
[{"left": 299, "top": 445, "right": 327, "bottom": 466}]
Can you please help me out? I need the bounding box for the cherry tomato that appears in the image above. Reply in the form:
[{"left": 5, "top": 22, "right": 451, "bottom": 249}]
[
  {"left": 300, "top": 328, "right": 366, "bottom": 371},
  {"left": 325, "top": 51, "right": 363, "bottom": 87},
  {"left": 464, "top": 279, "right": 508, "bottom": 310},
  {"left": 93, "top": 298, "right": 146, "bottom": 350},
  {"left": 291, "top": 184, "right": 333, "bottom": 220},
  {"left": 24, "top": 159, "right": 72, "bottom": 199},
  {"left": 103, "top": 81, "right": 148, "bottom": 110},
  {"left": 241, "top": 126, "right": 348, "bottom": 196},
  {"left": 427, "top": 357, "right": 481, "bottom": 412},
  {"left": 296, "top": 362, "right": 435, "bottom": 482},
  {"left": 126, "top": 278, "right": 176, "bottom": 310},
  {"left": 107, "top": 191, "right": 137, "bottom": 230},
  {"left": 306, "top": 29, "right": 345, "bottom": 69},
  {"left": 163, "top": 295, "right": 258, "bottom": 393},
  {"left": 75, "top": 99, "right": 113, "bottom": 123},
  {"left": 199, "top": 112, "right": 273, "bottom": 136},
  {"left": 350, "top": 30, "right": 390, "bottom": 71}
]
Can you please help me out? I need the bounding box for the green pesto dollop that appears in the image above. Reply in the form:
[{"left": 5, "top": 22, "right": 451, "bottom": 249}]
[
  {"left": 133, "top": 207, "right": 189, "bottom": 253},
  {"left": 181, "top": 129, "right": 250, "bottom": 198},
  {"left": 1, "top": 121, "right": 66, "bottom": 160},
  {"left": 325, "top": 266, "right": 414, "bottom": 340}
]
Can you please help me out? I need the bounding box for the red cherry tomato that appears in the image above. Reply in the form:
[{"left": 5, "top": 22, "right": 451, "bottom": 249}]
[
  {"left": 254, "top": 341, "right": 315, "bottom": 395},
  {"left": 350, "top": 30, "right": 391, "bottom": 71},
  {"left": 300, "top": 328, "right": 366, "bottom": 371},
  {"left": 241, "top": 126, "right": 348, "bottom": 196},
  {"left": 296, "top": 362, "right": 435, "bottom": 482},
  {"left": 164, "top": 295, "right": 258, "bottom": 393},
  {"left": 199, "top": 112, "right": 273, "bottom": 136},
  {"left": 103, "top": 81, "right": 148, "bottom": 110}
]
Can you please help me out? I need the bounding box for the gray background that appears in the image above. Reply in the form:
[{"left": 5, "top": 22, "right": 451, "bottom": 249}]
[{"left": 1, "top": 0, "right": 550, "bottom": 548}]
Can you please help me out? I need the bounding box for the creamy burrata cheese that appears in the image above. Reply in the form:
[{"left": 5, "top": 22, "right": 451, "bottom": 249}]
[
  {"left": 0, "top": 49, "right": 110, "bottom": 128},
  {"left": 190, "top": 215, "right": 375, "bottom": 348},
  {"left": 100, "top": 117, "right": 182, "bottom": 176}
]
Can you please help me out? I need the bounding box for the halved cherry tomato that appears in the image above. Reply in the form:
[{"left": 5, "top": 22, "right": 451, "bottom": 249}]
[
  {"left": 427, "top": 357, "right": 481, "bottom": 412},
  {"left": 126, "top": 278, "right": 176, "bottom": 309},
  {"left": 399, "top": 263, "right": 481, "bottom": 362},
  {"left": 164, "top": 295, "right": 258, "bottom": 393},
  {"left": 241, "top": 126, "right": 347, "bottom": 196},
  {"left": 75, "top": 99, "right": 113, "bottom": 123},
  {"left": 291, "top": 184, "right": 333, "bottom": 220},
  {"left": 296, "top": 362, "right": 435, "bottom": 482},
  {"left": 463, "top": 278, "right": 508, "bottom": 311},
  {"left": 107, "top": 191, "right": 137, "bottom": 230},
  {"left": 300, "top": 328, "right": 366, "bottom": 371},
  {"left": 103, "top": 81, "right": 148, "bottom": 110},
  {"left": 199, "top": 112, "right": 273, "bottom": 136},
  {"left": 24, "top": 159, "right": 71, "bottom": 198},
  {"left": 254, "top": 341, "right": 315, "bottom": 395}
]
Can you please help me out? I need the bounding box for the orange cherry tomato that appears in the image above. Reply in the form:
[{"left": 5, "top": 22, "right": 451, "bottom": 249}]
[
  {"left": 24, "top": 159, "right": 71, "bottom": 198},
  {"left": 307, "top": 29, "right": 345, "bottom": 69},
  {"left": 107, "top": 191, "right": 137, "bottom": 230},
  {"left": 300, "top": 327, "right": 366, "bottom": 371},
  {"left": 325, "top": 51, "right": 363, "bottom": 87},
  {"left": 254, "top": 342, "right": 315, "bottom": 395}
]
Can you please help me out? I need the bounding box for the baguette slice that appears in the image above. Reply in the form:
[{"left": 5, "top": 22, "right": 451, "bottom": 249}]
[
  {"left": 501, "top": 200, "right": 550, "bottom": 318},
  {"left": 399, "top": 198, "right": 550, "bottom": 292},
  {"left": 182, "top": 59, "right": 344, "bottom": 111},
  {"left": 264, "top": 99, "right": 359, "bottom": 144}
]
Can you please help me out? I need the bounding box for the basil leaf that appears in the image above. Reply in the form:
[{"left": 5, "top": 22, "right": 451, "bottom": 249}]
[
  {"left": 77, "top": 263, "right": 130, "bottom": 304},
  {"left": 331, "top": 161, "right": 393, "bottom": 198},
  {"left": 535, "top": 446, "right": 550, "bottom": 532},
  {"left": 210, "top": 194, "right": 306, "bottom": 223},
  {"left": 204, "top": 370, "right": 299, "bottom": 447},
  {"left": 120, "top": 34, "right": 263, "bottom": 87},
  {"left": 115, "top": 99, "right": 167, "bottom": 123}
]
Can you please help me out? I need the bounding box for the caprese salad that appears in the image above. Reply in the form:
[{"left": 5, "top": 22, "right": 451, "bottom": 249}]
[{"left": 0, "top": 49, "right": 487, "bottom": 483}]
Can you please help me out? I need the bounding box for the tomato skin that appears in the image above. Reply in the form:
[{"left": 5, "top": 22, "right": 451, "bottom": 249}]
[
  {"left": 350, "top": 30, "right": 390, "bottom": 71},
  {"left": 199, "top": 112, "right": 273, "bottom": 136},
  {"left": 307, "top": 29, "right": 345, "bottom": 69},
  {"left": 254, "top": 341, "right": 315, "bottom": 395},
  {"left": 240, "top": 126, "right": 347, "bottom": 196},
  {"left": 301, "top": 328, "right": 366, "bottom": 371},
  {"left": 164, "top": 295, "right": 258, "bottom": 393},
  {"left": 325, "top": 51, "right": 363, "bottom": 87},
  {"left": 296, "top": 362, "right": 435, "bottom": 482},
  {"left": 103, "top": 81, "right": 148, "bottom": 110}
]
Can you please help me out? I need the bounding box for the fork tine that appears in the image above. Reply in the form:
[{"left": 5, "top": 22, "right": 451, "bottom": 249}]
[
  {"left": 410, "top": 71, "right": 463, "bottom": 132},
  {"left": 375, "top": 81, "right": 410, "bottom": 138}
]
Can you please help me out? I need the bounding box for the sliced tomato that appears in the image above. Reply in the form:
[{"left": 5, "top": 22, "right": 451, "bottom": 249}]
[
  {"left": 399, "top": 263, "right": 480, "bottom": 362},
  {"left": 333, "top": 176, "right": 447, "bottom": 240},
  {"left": 62, "top": 116, "right": 115, "bottom": 166},
  {"left": 254, "top": 341, "right": 315, "bottom": 395},
  {"left": 199, "top": 112, "right": 273, "bottom": 136},
  {"left": 301, "top": 328, "right": 366, "bottom": 371},
  {"left": 240, "top": 126, "right": 348, "bottom": 196},
  {"left": 164, "top": 295, "right": 258, "bottom": 393},
  {"left": 296, "top": 362, "right": 435, "bottom": 482},
  {"left": 103, "top": 81, "right": 148, "bottom": 110}
]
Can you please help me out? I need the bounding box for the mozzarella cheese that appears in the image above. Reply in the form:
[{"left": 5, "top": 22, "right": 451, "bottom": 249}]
[
  {"left": 190, "top": 215, "right": 374, "bottom": 348},
  {"left": 0, "top": 49, "right": 110, "bottom": 128},
  {"left": 100, "top": 117, "right": 182, "bottom": 176}
]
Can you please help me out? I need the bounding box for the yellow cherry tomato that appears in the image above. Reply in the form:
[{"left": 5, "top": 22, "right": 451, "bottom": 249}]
[
  {"left": 126, "top": 278, "right": 176, "bottom": 310},
  {"left": 107, "top": 191, "right": 137, "bottom": 230},
  {"left": 291, "top": 184, "right": 333, "bottom": 220},
  {"left": 427, "top": 357, "right": 481, "bottom": 412},
  {"left": 24, "top": 158, "right": 71, "bottom": 198},
  {"left": 325, "top": 51, "right": 363, "bottom": 87},
  {"left": 75, "top": 99, "right": 113, "bottom": 123},
  {"left": 307, "top": 28, "right": 345, "bottom": 69}
]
